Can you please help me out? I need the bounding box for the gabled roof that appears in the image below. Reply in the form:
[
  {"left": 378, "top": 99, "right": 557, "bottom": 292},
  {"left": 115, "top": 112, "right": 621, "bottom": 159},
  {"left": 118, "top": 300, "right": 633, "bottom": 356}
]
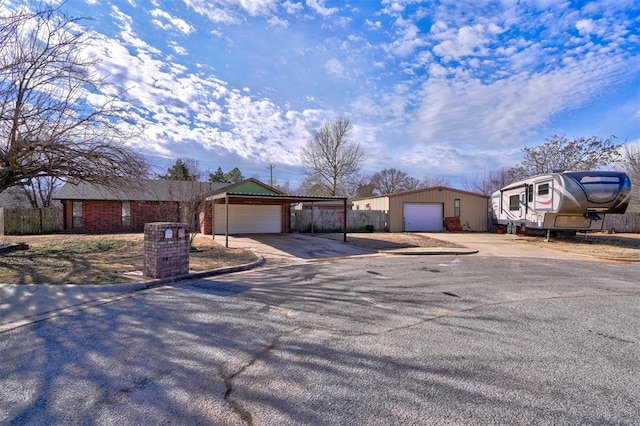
[
  {"left": 207, "top": 177, "right": 284, "bottom": 196},
  {"left": 353, "top": 186, "right": 489, "bottom": 201},
  {"left": 206, "top": 179, "right": 348, "bottom": 204},
  {"left": 54, "top": 179, "right": 230, "bottom": 202}
]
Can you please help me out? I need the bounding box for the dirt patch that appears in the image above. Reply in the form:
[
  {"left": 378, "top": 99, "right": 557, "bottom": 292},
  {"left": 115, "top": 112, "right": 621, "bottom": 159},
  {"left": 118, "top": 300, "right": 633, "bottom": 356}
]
[
  {"left": 318, "top": 232, "right": 465, "bottom": 250},
  {"left": 0, "top": 233, "right": 257, "bottom": 285},
  {"left": 514, "top": 232, "right": 640, "bottom": 261}
]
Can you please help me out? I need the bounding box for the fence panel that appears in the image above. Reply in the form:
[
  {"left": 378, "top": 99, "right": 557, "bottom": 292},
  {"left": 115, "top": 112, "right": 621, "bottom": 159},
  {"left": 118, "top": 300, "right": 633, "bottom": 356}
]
[
  {"left": 0, "top": 207, "right": 63, "bottom": 235},
  {"left": 290, "top": 209, "right": 388, "bottom": 233},
  {"left": 603, "top": 213, "right": 640, "bottom": 233}
]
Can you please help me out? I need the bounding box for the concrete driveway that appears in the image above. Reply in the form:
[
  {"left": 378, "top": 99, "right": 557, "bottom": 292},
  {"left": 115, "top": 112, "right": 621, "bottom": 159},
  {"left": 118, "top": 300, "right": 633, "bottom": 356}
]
[
  {"left": 223, "top": 233, "right": 375, "bottom": 267},
  {"left": 226, "top": 232, "right": 592, "bottom": 264},
  {"left": 419, "top": 232, "right": 600, "bottom": 260}
]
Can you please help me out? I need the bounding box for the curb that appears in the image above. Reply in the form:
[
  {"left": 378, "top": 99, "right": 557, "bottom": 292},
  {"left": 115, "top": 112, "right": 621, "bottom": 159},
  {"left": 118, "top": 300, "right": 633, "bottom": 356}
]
[
  {"left": 385, "top": 248, "right": 479, "bottom": 256},
  {"left": 0, "top": 255, "right": 265, "bottom": 334}
]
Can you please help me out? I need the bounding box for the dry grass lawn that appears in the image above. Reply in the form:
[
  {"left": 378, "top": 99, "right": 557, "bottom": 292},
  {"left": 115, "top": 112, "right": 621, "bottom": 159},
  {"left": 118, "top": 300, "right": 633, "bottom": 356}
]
[
  {"left": 0, "top": 233, "right": 257, "bottom": 285},
  {"left": 515, "top": 232, "right": 640, "bottom": 262}
]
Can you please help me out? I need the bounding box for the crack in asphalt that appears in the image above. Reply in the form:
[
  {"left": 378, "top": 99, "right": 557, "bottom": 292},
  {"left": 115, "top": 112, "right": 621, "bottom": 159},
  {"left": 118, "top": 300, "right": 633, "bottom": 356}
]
[{"left": 222, "top": 326, "right": 301, "bottom": 425}]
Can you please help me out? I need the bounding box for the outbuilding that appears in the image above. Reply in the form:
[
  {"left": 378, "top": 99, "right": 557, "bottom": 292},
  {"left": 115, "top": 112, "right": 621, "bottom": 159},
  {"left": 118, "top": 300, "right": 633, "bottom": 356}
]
[{"left": 352, "top": 186, "right": 489, "bottom": 232}]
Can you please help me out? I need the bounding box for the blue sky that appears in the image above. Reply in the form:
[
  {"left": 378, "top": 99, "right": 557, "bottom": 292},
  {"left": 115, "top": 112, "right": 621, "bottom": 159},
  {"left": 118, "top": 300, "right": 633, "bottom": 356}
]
[{"left": 6, "top": 0, "right": 640, "bottom": 189}]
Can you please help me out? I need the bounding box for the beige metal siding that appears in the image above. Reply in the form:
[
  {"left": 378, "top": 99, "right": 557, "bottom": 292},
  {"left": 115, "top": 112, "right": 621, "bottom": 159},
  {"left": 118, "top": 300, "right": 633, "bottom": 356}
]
[
  {"left": 388, "top": 189, "right": 488, "bottom": 232},
  {"left": 352, "top": 197, "right": 389, "bottom": 211}
]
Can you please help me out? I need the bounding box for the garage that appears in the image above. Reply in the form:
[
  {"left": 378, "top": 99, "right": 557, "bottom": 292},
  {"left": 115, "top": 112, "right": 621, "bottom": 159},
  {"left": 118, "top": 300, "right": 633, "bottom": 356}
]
[
  {"left": 352, "top": 186, "right": 489, "bottom": 233},
  {"left": 214, "top": 204, "right": 281, "bottom": 234},
  {"left": 403, "top": 203, "right": 443, "bottom": 231},
  {"left": 205, "top": 178, "right": 348, "bottom": 247}
]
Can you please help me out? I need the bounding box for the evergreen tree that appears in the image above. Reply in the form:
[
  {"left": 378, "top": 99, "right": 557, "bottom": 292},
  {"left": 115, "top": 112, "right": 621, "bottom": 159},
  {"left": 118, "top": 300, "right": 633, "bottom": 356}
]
[
  {"left": 163, "top": 158, "right": 199, "bottom": 181},
  {"left": 208, "top": 167, "right": 226, "bottom": 183},
  {"left": 224, "top": 167, "right": 244, "bottom": 183}
]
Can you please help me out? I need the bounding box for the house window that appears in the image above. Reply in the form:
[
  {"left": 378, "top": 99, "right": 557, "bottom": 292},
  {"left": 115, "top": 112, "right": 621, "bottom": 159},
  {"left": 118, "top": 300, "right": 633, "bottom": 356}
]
[
  {"left": 509, "top": 195, "right": 520, "bottom": 211},
  {"left": 538, "top": 183, "right": 550, "bottom": 196},
  {"left": 72, "top": 202, "right": 83, "bottom": 228},
  {"left": 454, "top": 199, "right": 460, "bottom": 217},
  {"left": 122, "top": 202, "right": 131, "bottom": 227}
]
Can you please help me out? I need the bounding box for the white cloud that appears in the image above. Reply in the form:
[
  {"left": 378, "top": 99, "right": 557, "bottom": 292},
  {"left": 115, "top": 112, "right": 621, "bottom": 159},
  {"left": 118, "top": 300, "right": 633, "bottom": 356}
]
[
  {"left": 385, "top": 17, "right": 426, "bottom": 57},
  {"left": 168, "top": 40, "right": 188, "bottom": 55},
  {"left": 150, "top": 8, "right": 194, "bottom": 34},
  {"left": 325, "top": 58, "right": 345, "bottom": 77},
  {"left": 282, "top": 0, "right": 304, "bottom": 14},
  {"left": 433, "top": 24, "right": 489, "bottom": 60},
  {"left": 306, "top": 0, "right": 338, "bottom": 16},
  {"left": 183, "top": 0, "right": 278, "bottom": 24}
]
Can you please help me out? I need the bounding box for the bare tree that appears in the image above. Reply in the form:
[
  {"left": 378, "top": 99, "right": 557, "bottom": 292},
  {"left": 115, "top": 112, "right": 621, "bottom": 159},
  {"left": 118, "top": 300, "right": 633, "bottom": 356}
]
[
  {"left": 510, "top": 134, "right": 621, "bottom": 178},
  {"left": 421, "top": 176, "right": 450, "bottom": 188},
  {"left": 620, "top": 143, "right": 640, "bottom": 203},
  {"left": 462, "top": 168, "right": 520, "bottom": 195},
  {"left": 621, "top": 144, "right": 640, "bottom": 182},
  {"left": 21, "top": 175, "right": 61, "bottom": 207},
  {"left": 371, "top": 168, "right": 410, "bottom": 194},
  {"left": 0, "top": 3, "right": 148, "bottom": 195},
  {"left": 301, "top": 117, "right": 363, "bottom": 196}
]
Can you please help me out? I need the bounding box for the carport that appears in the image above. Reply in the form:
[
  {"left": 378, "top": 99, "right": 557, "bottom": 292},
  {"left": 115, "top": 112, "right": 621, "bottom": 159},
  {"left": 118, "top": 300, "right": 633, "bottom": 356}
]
[{"left": 206, "top": 191, "right": 348, "bottom": 247}]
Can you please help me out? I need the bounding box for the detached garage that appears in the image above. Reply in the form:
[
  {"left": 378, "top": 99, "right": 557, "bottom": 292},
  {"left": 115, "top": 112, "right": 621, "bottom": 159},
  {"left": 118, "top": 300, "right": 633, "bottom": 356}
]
[{"left": 352, "top": 186, "right": 489, "bottom": 232}]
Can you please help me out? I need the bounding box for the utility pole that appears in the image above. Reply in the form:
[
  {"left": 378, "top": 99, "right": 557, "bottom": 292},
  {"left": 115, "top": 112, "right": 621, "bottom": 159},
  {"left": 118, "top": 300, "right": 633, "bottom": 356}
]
[{"left": 267, "top": 163, "right": 275, "bottom": 187}]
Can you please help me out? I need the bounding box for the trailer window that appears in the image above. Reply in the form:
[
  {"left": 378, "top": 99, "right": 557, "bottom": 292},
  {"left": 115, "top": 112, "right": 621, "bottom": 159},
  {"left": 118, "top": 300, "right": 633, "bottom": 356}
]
[
  {"left": 538, "top": 183, "right": 549, "bottom": 196},
  {"left": 509, "top": 195, "right": 520, "bottom": 211}
]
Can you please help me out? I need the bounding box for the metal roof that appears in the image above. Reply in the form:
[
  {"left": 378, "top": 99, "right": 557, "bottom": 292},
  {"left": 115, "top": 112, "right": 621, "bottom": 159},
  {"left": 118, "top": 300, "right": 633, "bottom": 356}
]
[
  {"left": 54, "top": 180, "right": 230, "bottom": 202},
  {"left": 206, "top": 191, "right": 347, "bottom": 204}
]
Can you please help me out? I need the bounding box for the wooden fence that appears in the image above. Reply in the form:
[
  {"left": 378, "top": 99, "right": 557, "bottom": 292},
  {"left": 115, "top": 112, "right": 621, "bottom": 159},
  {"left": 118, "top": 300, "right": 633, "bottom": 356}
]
[
  {"left": 0, "top": 207, "right": 63, "bottom": 235},
  {"left": 603, "top": 213, "right": 640, "bottom": 233},
  {"left": 291, "top": 209, "right": 388, "bottom": 233}
]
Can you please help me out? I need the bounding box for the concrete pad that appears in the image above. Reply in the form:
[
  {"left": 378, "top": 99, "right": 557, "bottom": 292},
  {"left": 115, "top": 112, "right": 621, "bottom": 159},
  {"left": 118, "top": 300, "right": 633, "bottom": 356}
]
[
  {"left": 417, "top": 232, "right": 594, "bottom": 260},
  {"left": 222, "top": 234, "right": 375, "bottom": 267}
]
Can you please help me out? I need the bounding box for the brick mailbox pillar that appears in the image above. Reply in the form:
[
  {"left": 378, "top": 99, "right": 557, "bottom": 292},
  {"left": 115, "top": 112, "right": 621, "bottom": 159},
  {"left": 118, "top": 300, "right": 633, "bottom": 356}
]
[{"left": 143, "top": 222, "right": 190, "bottom": 279}]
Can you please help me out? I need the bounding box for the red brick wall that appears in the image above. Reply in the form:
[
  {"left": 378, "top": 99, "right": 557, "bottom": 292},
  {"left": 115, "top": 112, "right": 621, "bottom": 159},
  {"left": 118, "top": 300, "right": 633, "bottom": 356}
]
[
  {"left": 200, "top": 201, "right": 213, "bottom": 234},
  {"left": 62, "top": 200, "right": 179, "bottom": 233},
  {"left": 282, "top": 202, "right": 291, "bottom": 233}
]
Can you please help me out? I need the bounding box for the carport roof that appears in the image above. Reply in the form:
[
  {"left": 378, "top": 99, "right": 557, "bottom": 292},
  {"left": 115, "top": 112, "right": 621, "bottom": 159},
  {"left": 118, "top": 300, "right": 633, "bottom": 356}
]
[{"left": 206, "top": 191, "right": 348, "bottom": 204}]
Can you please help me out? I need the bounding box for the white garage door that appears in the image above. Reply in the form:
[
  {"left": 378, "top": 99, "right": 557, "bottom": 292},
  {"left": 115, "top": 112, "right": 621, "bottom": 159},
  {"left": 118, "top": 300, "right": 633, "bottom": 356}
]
[
  {"left": 403, "top": 203, "right": 443, "bottom": 232},
  {"left": 215, "top": 204, "right": 282, "bottom": 234}
]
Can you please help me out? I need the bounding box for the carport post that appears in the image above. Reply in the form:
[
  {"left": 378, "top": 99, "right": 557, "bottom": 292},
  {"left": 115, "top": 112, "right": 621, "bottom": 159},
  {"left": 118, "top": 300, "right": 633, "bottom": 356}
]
[
  {"left": 225, "top": 195, "right": 229, "bottom": 248},
  {"left": 211, "top": 201, "right": 215, "bottom": 240},
  {"left": 343, "top": 198, "right": 347, "bottom": 242}
]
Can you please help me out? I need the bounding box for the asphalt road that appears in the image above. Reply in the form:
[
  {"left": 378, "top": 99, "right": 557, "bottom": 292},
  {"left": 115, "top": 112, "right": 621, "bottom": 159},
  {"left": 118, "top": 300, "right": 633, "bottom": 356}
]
[{"left": 1, "top": 253, "right": 639, "bottom": 424}]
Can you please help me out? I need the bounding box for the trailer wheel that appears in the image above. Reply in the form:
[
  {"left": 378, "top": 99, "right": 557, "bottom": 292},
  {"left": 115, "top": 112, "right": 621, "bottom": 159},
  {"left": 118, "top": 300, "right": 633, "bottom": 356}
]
[{"left": 506, "top": 223, "right": 513, "bottom": 234}]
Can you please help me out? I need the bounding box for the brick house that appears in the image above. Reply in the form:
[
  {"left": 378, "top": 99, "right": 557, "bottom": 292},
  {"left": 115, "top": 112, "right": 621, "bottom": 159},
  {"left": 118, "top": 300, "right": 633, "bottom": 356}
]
[{"left": 54, "top": 180, "right": 229, "bottom": 233}]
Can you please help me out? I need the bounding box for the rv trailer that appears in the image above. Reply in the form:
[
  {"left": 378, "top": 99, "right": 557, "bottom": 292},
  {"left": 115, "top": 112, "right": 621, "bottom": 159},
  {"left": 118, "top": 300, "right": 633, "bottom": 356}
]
[{"left": 491, "top": 171, "right": 632, "bottom": 235}]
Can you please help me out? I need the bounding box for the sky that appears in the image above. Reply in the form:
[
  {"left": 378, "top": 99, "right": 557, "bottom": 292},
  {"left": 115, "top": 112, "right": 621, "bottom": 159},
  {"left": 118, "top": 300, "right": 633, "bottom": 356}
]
[{"left": 6, "top": 0, "right": 640, "bottom": 189}]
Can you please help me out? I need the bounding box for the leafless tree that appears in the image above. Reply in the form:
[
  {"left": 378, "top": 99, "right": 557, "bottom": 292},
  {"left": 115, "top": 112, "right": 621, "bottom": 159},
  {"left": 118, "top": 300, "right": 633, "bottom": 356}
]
[
  {"left": 620, "top": 143, "right": 640, "bottom": 188},
  {"left": 301, "top": 117, "right": 363, "bottom": 196},
  {"left": 510, "top": 134, "right": 621, "bottom": 178},
  {"left": 371, "top": 168, "right": 410, "bottom": 194},
  {"left": 21, "top": 175, "right": 61, "bottom": 207},
  {"left": 0, "top": 3, "right": 149, "bottom": 195},
  {"left": 421, "top": 176, "right": 450, "bottom": 188},
  {"left": 462, "top": 168, "right": 519, "bottom": 195}
]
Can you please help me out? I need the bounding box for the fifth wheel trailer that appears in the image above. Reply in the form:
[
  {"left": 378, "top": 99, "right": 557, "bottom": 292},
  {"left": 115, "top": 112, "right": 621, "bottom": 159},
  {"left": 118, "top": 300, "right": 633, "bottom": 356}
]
[{"left": 491, "top": 171, "right": 631, "bottom": 235}]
